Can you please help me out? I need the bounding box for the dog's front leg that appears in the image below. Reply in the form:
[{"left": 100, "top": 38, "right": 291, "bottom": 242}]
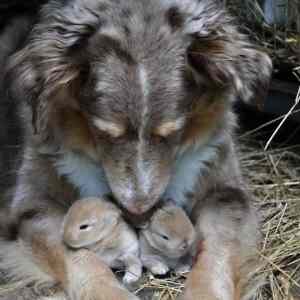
[
  {"left": 181, "top": 187, "right": 259, "bottom": 300},
  {"left": 181, "top": 239, "right": 240, "bottom": 300}
]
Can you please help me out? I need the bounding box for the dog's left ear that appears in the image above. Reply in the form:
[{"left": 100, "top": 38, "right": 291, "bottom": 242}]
[{"left": 181, "top": 0, "right": 272, "bottom": 103}]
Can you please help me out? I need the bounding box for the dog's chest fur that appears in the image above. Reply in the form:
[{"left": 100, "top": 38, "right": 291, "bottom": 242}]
[
  {"left": 55, "top": 152, "right": 111, "bottom": 198},
  {"left": 163, "top": 141, "right": 221, "bottom": 208}
]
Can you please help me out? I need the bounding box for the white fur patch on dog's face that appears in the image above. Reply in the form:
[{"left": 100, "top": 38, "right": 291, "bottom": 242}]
[
  {"left": 154, "top": 118, "right": 185, "bottom": 137},
  {"left": 93, "top": 118, "right": 125, "bottom": 138},
  {"left": 55, "top": 152, "right": 111, "bottom": 198}
]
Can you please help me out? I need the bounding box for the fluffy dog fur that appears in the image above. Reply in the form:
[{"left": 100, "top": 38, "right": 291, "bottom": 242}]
[{"left": 0, "top": 0, "right": 272, "bottom": 299}]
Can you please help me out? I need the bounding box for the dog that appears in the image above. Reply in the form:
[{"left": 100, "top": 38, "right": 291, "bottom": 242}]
[{"left": 0, "top": 0, "right": 272, "bottom": 299}]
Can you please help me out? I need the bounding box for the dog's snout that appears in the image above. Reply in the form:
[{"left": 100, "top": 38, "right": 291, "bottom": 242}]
[{"left": 123, "top": 197, "right": 156, "bottom": 215}]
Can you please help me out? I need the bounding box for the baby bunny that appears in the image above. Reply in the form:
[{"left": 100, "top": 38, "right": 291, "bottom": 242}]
[
  {"left": 63, "top": 197, "right": 142, "bottom": 285},
  {"left": 139, "top": 205, "right": 196, "bottom": 276}
]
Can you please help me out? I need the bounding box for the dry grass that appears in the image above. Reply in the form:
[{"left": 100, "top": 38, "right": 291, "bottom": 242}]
[{"left": 239, "top": 139, "right": 300, "bottom": 300}]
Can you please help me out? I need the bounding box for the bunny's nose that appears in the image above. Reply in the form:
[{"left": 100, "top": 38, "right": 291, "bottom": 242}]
[{"left": 180, "top": 240, "right": 188, "bottom": 251}]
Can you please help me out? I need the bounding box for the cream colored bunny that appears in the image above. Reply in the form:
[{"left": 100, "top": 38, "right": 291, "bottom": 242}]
[
  {"left": 139, "top": 205, "right": 196, "bottom": 275},
  {"left": 63, "top": 197, "right": 142, "bottom": 285}
]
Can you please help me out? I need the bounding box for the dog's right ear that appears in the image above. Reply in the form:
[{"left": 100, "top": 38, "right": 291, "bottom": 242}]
[
  {"left": 6, "top": 44, "right": 82, "bottom": 153},
  {"left": 5, "top": 2, "right": 100, "bottom": 153},
  {"left": 7, "top": 48, "right": 43, "bottom": 133}
]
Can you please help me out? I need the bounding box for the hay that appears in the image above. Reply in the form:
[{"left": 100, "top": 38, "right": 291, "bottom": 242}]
[{"left": 239, "top": 139, "right": 300, "bottom": 300}]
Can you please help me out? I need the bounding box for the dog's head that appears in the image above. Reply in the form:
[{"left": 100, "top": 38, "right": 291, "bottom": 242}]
[{"left": 7, "top": 0, "right": 272, "bottom": 214}]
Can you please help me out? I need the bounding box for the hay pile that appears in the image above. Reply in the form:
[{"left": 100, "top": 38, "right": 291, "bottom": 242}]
[{"left": 239, "top": 138, "right": 300, "bottom": 300}]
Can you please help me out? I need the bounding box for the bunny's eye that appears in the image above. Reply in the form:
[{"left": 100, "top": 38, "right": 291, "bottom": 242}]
[
  {"left": 79, "top": 223, "right": 91, "bottom": 231},
  {"left": 153, "top": 231, "right": 170, "bottom": 241},
  {"left": 160, "top": 234, "right": 169, "bottom": 241}
]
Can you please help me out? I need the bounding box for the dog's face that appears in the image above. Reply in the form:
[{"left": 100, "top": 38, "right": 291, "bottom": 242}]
[
  {"left": 8, "top": 0, "right": 272, "bottom": 214},
  {"left": 78, "top": 31, "right": 198, "bottom": 214}
]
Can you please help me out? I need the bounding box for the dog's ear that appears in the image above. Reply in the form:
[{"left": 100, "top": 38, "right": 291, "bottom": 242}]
[
  {"left": 7, "top": 46, "right": 82, "bottom": 153},
  {"left": 5, "top": 4, "right": 98, "bottom": 152},
  {"left": 182, "top": 0, "right": 272, "bottom": 103}
]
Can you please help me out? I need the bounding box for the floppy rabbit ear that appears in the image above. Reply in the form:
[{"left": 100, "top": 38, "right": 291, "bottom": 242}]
[{"left": 181, "top": 0, "right": 272, "bottom": 103}]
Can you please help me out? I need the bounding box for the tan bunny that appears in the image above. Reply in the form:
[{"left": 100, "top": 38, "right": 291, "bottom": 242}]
[
  {"left": 139, "top": 205, "right": 196, "bottom": 275},
  {"left": 63, "top": 197, "right": 142, "bottom": 285}
]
